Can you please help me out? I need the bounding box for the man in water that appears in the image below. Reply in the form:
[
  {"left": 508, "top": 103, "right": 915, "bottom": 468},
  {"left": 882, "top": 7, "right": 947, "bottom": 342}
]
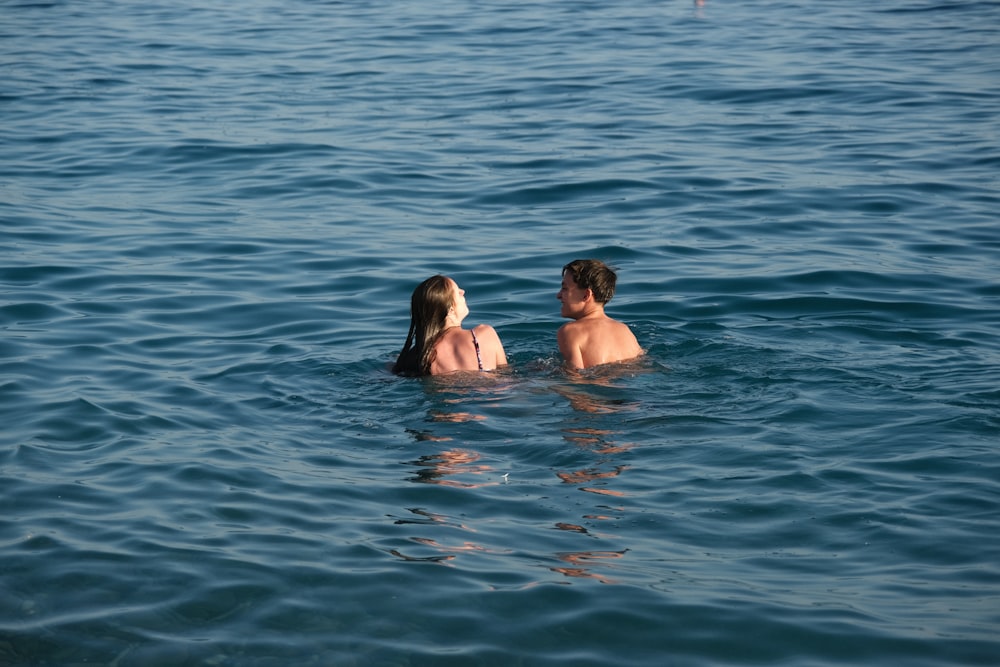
[{"left": 556, "top": 259, "right": 643, "bottom": 369}]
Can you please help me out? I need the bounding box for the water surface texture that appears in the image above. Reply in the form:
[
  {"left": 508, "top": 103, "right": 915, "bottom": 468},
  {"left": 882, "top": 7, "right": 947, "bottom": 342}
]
[{"left": 2, "top": 1, "right": 999, "bottom": 665}]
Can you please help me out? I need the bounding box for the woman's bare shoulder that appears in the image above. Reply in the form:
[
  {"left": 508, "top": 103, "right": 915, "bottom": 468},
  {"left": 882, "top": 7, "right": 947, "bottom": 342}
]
[{"left": 472, "top": 323, "right": 500, "bottom": 338}]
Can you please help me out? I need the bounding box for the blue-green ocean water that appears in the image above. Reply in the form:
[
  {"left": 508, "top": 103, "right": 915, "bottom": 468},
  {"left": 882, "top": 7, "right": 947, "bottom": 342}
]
[{"left": 2, "top": 1, "right": 999, "bottom": 665}]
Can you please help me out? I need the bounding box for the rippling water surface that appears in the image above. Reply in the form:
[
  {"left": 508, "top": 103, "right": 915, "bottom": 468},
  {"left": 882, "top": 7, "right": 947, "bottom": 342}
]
[{"left": 2, "top": 0, "right": 999, "bottom": 665}]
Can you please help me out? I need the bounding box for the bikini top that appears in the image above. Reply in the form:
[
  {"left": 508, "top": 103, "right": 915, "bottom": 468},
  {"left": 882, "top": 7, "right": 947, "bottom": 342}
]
[{"left": 470, "top": 329, "right": 484, "bottom": 371}]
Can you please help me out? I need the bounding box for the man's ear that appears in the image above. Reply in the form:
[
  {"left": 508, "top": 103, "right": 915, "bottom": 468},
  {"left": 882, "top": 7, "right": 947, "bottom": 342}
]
[{"left": 583, "top": 288, "right": 595, "bottom": 303}]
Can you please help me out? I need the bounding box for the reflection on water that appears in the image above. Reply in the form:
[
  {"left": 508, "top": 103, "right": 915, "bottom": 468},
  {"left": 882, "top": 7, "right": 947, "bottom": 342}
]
[
  {"left": 429, "top": 408, "right": 487, "bottom": 423},
  {"left": 402, "top": 373, "right": 502, "bottom": 486},
  {"left": 562, "top": 428, "right": 634, "bottom": 456},
  {"left": 389, "top": 536, "right": 504, "bottom": 565},
  {"left": 386, "top": 507, "right": 492, "bottom": 564},
  {"left": 551, "top": 550, "right": 629, "bottom": 585},
  {"left": 552, "top": 359, "right": 648, "bottom": 414},
  {"left": 386, "top": 369, "right": 645, "bottom": 586},
  {"left": 389, "top": 507, "right": 461, "bottom": 527},
  {"left": 546, "top": 368, "right": 643, "bottom": 583},
  {"left": 555, "top": 370, "right": 640, "bottom": 497},
  {"left": 554, "top": 390, "right": 635, "bottom": 414},
  {"left": 405, "top": 448, "right": 496, "bottom": 488},
  {"left": 558, "top": 464, "right": 630, "bottom": 499},
  {"left": 388, "top": 546, "right": 456, "bottom": 564}
]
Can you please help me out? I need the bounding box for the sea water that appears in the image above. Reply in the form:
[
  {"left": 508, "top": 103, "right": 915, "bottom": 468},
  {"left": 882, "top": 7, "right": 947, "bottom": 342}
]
[{"left": 2, "top": 0, "right": 999, "bottom": 665}]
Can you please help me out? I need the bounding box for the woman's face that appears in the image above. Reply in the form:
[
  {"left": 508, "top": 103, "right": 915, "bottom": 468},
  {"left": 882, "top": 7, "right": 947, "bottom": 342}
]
[{"left": 450, "top": 279, "right": 470, "bottom": 322}]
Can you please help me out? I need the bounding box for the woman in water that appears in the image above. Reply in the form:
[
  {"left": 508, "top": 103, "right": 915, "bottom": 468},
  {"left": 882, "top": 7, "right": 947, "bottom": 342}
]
[{"left": 393, "top": 275, "right": 507, "bottom": 376}]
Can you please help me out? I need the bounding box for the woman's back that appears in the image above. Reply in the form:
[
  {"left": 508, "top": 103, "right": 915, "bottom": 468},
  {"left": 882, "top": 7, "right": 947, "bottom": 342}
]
[{"left": 429, "top": 324, "right": 505, "bottom": 375}]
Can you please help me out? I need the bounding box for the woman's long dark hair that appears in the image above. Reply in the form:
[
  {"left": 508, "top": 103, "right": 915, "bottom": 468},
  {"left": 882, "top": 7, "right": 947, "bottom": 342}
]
[{"left": 393, "top": 275, "right": 454, "bottom": 376}]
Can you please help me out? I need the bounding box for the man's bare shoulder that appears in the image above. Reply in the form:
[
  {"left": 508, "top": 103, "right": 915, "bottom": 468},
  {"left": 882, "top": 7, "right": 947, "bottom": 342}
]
[{"left": 557, "top": 318, "right": 590, "bottom": 340}]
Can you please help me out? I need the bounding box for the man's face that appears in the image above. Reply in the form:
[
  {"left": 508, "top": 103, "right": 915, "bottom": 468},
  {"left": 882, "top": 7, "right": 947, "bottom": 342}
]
[{"left": 557, "top": 273, "right": 589, "bottom": 319}]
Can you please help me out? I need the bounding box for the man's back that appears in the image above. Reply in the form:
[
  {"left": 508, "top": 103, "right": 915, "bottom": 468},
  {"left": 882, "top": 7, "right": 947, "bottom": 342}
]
[{"left": 557, "top": 314, "right": 643, "bottom": 370}]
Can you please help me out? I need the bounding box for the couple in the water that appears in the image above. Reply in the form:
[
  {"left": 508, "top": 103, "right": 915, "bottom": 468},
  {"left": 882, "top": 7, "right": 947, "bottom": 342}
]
[{"left": 392, "top": 259, "right": 643, "bottom": 376}]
